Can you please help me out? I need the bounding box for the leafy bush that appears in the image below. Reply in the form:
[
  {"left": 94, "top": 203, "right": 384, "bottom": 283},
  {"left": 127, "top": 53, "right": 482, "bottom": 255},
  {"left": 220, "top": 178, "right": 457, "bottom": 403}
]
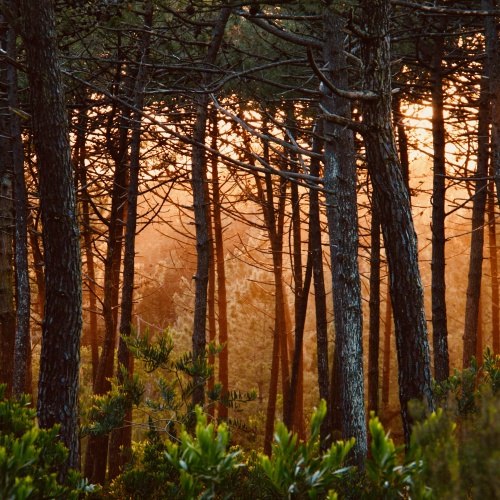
[{"left": 0, "top": 384, "right": 93, "bottom": 500}]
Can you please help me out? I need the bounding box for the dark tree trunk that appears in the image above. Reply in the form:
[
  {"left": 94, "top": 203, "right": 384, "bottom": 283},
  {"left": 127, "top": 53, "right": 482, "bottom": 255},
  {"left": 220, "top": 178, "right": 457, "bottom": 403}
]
[
  {"left": 10, "top": 21, "right": 31, "bottom": 400},
  {"left": 430, "top": 36, "right": 449, "bottom": 382},
  {"left": 368, "top": 198, "right": 380, "bottom": 417},
  {"left": 477, "top": 296, "right": 483, "bottom": 369},
  {"left": 359, "top": 0, "right": 434, "bottom": 446},
  {"left": 27, "top": 212, "right": 45, "bottom": 317},
  {"left": 21, "top": 0, "right": 83, "bottom": 475},
  {"left": 393, "top": 96, "right": 410, "bottom": 194},
  {"left": 489, "top": 183, "right": 500, "bottom": 355},
  {"left": 191, "top": 8, "right": 231, "bottom": 408},
  {"left": 80, "top": 165, "right": 99, "bottom": 385},
  {"left": 108, "top": 2, "right": 152, "bottom": 480},
  {"left": 308, "top": 131, "right": 331, "bottom": 448},
  {"left": 85, "top": 98, "right": 130, "bottom": 487},
  {"left": 382, "top": 280, "right": 392, "bottom": 408},
  {"left": 463, "top": 65, "right": 490, "bottom": 369},
  {"left": 211, "top": 114, "right": 229, "bottom": 421},
  {"left": 322, "top": 12, "right": 367, "bottom": 466},
  {"left": 0, "top": 17, "right": 15, "bottom": 399}
]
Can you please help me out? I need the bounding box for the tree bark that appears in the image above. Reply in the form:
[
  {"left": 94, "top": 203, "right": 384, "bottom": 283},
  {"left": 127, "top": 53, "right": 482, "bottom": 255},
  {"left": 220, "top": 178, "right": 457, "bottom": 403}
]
[
  {"left": 368, "top": 197, "right": 380, "bottom": 417},
  {"left": 107, "top": 2, "right": 152, "bottom": 481},
  {"left": 463, "top": 64, "right": 490, "bottom": 369},
  {"left": 210, "top": 113, "right": 229, "bottom": 421},
  {"left": 0, "top": 16, "right": 15, "bottom": 399},
  {"left": 382, "top": 280, "right": 392, "bottom": 408},
  {"left": 21, "top": 0, "right": 83, "bottom": 475},
  {"left": 489, "top": 183, "right": 500, "bottom": 355},
  {"left": 10, "top": 21, "right": 31, "bottom": 400},
  {"left": 430, "top": 36, "right": 450, "bottom": 382},
  {"left": 359, "top": 0, "right": 434, "bottom": 446},
  {"left": 322, "top": 11, "right": 367, "bottom": 466},
  {"left": 308, "top": 129, "right": 331, "bottom": 448},
  {"left": 191, "top": 8, "right": 231, "bottom": 408}
]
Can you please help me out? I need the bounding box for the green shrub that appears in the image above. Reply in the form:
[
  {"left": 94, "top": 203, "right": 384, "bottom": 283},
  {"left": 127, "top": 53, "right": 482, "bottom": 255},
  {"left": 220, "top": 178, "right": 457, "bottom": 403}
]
[{"left": 0, "top": 384, "right": 94, "bottom": 500}]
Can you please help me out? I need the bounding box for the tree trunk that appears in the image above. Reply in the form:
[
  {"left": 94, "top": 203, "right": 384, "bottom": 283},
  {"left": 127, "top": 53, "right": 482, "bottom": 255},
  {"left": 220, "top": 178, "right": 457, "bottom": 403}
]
[
  {"left": 430, "top": 36, "right": 450, "bottom": 382},
  {"left": 191, "top": 8, "right": 231, "bottom": 408},
  {"left": 211, "top": 113, "right": 229, "bottom": 421},
  {"left": 489, "top": 183, "right": 500, "bottom": 355},
  {"left": 368, "top": 198, "right": 380, "bottom": 417},
  {"left": 10, "top": 21, "right": 31, "bottom": 400},
  {"left": 359, "top": 0, "right": 434, "bottom": 446},
  {"left": 382, "top": 280, "right": 392, "bottom": 408},
  {"left": 463, "top": 64, "right": 490, "bottom": 369},
  {"left": 0, "top": 17, "right": 15, "bottom": 399},
  {"left": 285, "top": 138, "right": 307, "bottom": 437},
  {"left": 27, "top": 212, "right": 45, "bottom": 317},
  {"left": 322, "top": 11, "right": 367, "bottom": 466},
  {"left": 107, "top": 2, "right": 152, "bottom": 480},
  {"left": 85, "top": 101, "right": 130, "bottom": 486},
  {"left": 309, "top": 130, "right": 331, "bottom": 448},
  {"left": 21, "top": 0, "right": 83, "bottom": 475}
]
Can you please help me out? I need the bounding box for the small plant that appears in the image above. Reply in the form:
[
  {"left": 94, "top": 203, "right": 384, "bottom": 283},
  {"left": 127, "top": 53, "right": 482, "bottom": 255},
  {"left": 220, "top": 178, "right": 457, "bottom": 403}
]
[
  {"left": 82, "top": 327, "right": 257, "bottom": 439},
  {"left": 260, "top": 400, "right": 354, "bottom": 500},
  {"left": 0, "top": 384, "right": 94, "bottom": 500}
]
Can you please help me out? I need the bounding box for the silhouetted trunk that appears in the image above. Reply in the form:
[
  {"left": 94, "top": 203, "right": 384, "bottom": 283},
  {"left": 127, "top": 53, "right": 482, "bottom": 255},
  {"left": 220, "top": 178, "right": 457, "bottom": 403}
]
[
  {"left": 309, "top": 130, "right": 331, "bottom": 448},
  {"left": 27, "top": 212, "right": 44, "bottom": 316},
  {"left": 191, "top": 8, "right": 231, "bottom": 408},
  {"left": 85, "top": 111, "right": 129, "bottom": 485},
  {"left": 359, "top": 0, "right": 434, "bottom": 446},
  {"left": 211, "top": 114, "right": 229, "bottom": 421},
  {"left": 463, "top": 67, "right": 490, "bottom": 369},
  {"left": 21, "top": 0, "right": 83, "bottom": 475},
  {"left": 489, "top": 183, "right": 500, "bottom": 354},
  {"left": 368, "top": 198, "right": 380, "bottom": 417},
  {"left": 0, "top": 18, "right": 15, "bottom": 399},
  {"left": 430, "top": 36, "right": 449, "bottom": 382},
  {"left": 382, "top": 280, "right": 392, "bottom": 408},
  {"left": 477, "top": 296, "right": 483, "bottom": 369},
  {"left": 393, "top": 96, "right": 410, "bottom": 195},
  {"left": 108, "top": 3, "right": 152, "bottom": 480},
  {"left": 323, "top": 11, "right": 367, "bottom": 466},
  {"left": 80, "top": 166, "right": 99, "bottom": 385},
  {"left": 262, "top": 141, "right": 289, "bottom": 456},
  {"left": 10, "top": 21, "right": 31, "bottom": 400}
]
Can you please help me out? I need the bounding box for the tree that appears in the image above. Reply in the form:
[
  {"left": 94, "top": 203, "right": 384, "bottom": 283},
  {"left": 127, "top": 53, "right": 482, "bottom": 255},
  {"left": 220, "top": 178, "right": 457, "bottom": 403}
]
[{"left": 20, "top": 0, "right": 83, "bottom": 475}]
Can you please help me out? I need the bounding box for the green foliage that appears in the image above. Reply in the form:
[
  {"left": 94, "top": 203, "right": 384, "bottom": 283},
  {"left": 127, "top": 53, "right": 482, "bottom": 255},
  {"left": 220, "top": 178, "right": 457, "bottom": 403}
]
[
  {"left": 82, "top": 327, "right": 257, "bottom": 439},
  {"left": 260, "top": 400, "right": 353, "bottom": 500},
  {"left": 0, "top": 385, "right": 94, "bottom": 500},
  {"left": 363, "top": 413, "right": 423, "bottom": 500},
  {"left": 165, "top": 406, "right": 244, "bottom": 500}
]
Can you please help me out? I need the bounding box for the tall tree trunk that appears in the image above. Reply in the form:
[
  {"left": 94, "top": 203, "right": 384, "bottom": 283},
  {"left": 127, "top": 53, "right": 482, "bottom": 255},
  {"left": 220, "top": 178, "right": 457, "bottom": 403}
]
[
  {"left": 21, "top": 0, "right": 83, "bottom": 475},
  {"left": 211, "top": 114, "right": 229, "bottom": 421},
  {"left": 463, "top": 65, "right": 490, "bottom": 368},
  {"left": 191, "top": 8, "right": 231, "bottom": 408},
  {"left": 309, "top": 131, "right": 331, "bottom": 448},
  {"left": 27, "top": 212, "right": 45, "bottom": 317},
  {"left": 368, "top": 198, "right": 380, "bottom": 417},
  {"left": 359, "top": 0, "right": 434, "bottom": 446},
  {"left": 484, "top": 0, "right": 500, "bottom": 356},
  {"left": 322, "top": 12, "right": 367, "bottom": 466},
  {"left": 430, "top": 36, "right": 449, "bottom": 382},
  {"left": 489, "top": 184, "right": 500, "bottom": 354},
  {"left": 285, "top": 147, "right": 306, "bottom": 436},
  {"left": 10, "top": 21, "right": 31, "bottom": 400},
  {"left": 382, "top": 280, "right": 392, "bottom": 408},
  {"left": 108, "top": 3, "right": 152, "bottom": 480},
  {"left": 0, "top": 17, "right": 16, "bottom": 399},
  {"left": 477, "top": 295, "right": 483, "bottom": 369},
  {"left": 84, "top": 101, "right": 130, "bottom": 484}
]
